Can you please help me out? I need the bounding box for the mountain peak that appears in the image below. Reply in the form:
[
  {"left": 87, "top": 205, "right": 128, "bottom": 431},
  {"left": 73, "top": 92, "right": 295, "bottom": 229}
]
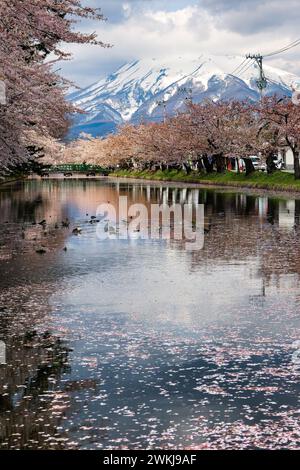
[{"left": 68, "top": 54, "right": 298, "bottom": 139}]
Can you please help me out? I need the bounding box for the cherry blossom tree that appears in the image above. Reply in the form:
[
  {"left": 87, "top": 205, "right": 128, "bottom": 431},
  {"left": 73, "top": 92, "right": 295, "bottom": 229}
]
[
  {"left": 0, "top": 0, "right": 108, "bottom": 176},
  {"left": 61, "top": 98, "right": 297, "bottom": 179},
  {"left": 182, "top": 100, "right": 262, "bottom": 174},
  {"left": 258, "top": 96, "right": 300, "bottom": 179}
]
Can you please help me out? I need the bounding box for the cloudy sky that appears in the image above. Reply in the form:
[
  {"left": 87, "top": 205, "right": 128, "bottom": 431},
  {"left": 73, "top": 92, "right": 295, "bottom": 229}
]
[{"left": 60, "top": 0, "right": 300, "bottom": 87}]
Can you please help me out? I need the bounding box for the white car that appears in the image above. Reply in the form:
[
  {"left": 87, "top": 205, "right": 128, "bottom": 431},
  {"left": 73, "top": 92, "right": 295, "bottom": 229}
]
[{"left": 249, "top": 156, "right": 266, "bottom": 171}]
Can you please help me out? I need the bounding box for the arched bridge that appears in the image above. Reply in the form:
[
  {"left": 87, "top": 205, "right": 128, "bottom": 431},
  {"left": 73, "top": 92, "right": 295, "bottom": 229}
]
[{"left": 41, "top": 164, "right": 110, "bottom": 177}]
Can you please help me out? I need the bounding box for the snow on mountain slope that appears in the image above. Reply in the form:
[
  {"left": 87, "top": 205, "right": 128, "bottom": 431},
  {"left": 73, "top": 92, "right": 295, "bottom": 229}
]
[{"left": 68, "top": 54, "right": 298, "bottom": 139}]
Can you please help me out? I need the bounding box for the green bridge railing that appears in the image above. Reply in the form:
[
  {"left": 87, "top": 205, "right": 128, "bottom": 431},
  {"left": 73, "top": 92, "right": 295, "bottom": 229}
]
[{"left": 49, "top": 164, "right": 109, "bottom": 174}]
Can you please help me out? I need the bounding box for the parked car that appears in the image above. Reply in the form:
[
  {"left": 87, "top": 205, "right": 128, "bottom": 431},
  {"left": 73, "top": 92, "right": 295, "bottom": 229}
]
[{"left": 249, "top": 155, "right": 266, "bottom": 171}]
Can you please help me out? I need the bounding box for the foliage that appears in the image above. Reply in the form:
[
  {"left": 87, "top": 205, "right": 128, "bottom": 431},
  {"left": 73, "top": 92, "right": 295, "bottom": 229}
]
[
  {"left": 0, "top": 0, "right": 108, "bottom": 176},
  {"left": 63, "top": 97, "right": 300, "bottom": 178}
]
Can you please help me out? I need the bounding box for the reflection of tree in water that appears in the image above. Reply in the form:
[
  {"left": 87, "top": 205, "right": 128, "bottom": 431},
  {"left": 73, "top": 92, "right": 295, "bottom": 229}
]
[
  {"left": 13, "top": 195, "right": 44, "bottom": 223},
  {"left": 295, "top": 199, "right": 300, "bottom": 227},
  {"left": 2, "top": 180, "right": 300, "bottom": 449},
  {"left": 161, "top": 189, "right": 300, "bottom": 289},
  {"left": 0, "top": 331, "right": 71, "bottom": 449},
  {"left": 0, "top": 184, "right": 46, "bottom": 224},
  {"left": 267, "top": 198, "right": 278, "bottom": 225},
  {"left": 118, "top": 185, "right": 300, "bottom": 290},
  {"left": 0, "top": 276, "right": 73, "bottom": 449},
  {"left": 0, "top": 180, "right": 70, "bottom": 226}
]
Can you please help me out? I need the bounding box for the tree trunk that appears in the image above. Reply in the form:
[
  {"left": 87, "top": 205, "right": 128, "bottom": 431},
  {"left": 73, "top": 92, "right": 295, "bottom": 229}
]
[
  {"left": 182, "top": 162, "right": 191, "bottom": 174},
  {"left": 215, "top": 153, "right": 226, "bottom": 174},
  {"left": 294, "top": 150, "right": 300, "bottom": 179},
  {"left": 145, "top": 160, "right": 153, "bottom": 170},
  {"left": 202, "top": 155, "right": 214, "bottom": 173},
  {"left": 266, "top": 151, "right": 276, "bottom": 174},
  {"left": 244, "top": 158, "right": 255, "bottom": 176},
  {"left": 195, "top": 157, "right": 204, "bottom": 172}
]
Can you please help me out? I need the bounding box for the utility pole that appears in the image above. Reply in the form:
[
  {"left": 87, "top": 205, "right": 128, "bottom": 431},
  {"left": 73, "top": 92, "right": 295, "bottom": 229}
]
[{"left": 246, "top": 54, "right": 267, "bottom": 99}]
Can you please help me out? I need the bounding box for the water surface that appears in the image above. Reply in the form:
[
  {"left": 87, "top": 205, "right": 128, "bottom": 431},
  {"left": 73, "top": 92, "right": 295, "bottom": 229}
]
[{"left": 0, "top": 178, "right": 300, "bottom": 449}]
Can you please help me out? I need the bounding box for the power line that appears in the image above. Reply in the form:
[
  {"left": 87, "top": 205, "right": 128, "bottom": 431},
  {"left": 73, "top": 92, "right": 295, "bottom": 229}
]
[
  {"left": 236, "top": 59, "right": 255, "bottom": 79},
  {"left": 134, "top": 37, "right": 300, "bottom": 124},
  {"left": 264, "top": 38, "right": 300, "bottom": 58},
  {"left": 228, "top": 58, "right": 257, "bottom": 83},
  {"left": 228, "top": 37, "right": 300, "bottom": 84},
  {"left": 265, "top": 76, "right": 283, "bottom": 88},
  {"left": 230, "top": 58, "right": 249, "bottom": 76}
]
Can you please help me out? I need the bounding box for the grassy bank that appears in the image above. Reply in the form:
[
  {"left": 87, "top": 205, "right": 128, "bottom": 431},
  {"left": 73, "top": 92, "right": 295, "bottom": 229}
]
[{"left": 111, "top": 169, "right": 300, "bottom": 193}]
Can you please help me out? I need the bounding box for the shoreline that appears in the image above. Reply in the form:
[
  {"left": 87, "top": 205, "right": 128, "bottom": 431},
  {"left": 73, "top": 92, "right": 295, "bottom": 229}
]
[
  {"left": 4, "top": 171, "right": 300, "bottom": 199},
  {"left": 110, "top": 169, "right": 300, "bottom": 198},
  {"left": 0, "top": 175, "right": 27, "bottom": 187}
]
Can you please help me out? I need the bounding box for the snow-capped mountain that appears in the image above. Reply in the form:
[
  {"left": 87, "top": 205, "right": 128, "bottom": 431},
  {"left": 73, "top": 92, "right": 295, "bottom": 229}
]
[{"left": 68, "top": 54, "right": 298, "bottom": 139}]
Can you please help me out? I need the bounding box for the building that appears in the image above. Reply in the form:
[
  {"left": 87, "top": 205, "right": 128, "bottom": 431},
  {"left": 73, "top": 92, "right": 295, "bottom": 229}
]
[{"left": 279, "top": 147, "right": 294, "bottom": 171}]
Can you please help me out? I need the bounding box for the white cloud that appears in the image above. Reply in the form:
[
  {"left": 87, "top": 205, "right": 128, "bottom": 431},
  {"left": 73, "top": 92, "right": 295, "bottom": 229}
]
[{"left": 60, "top": 1, "right": 300, "bottom": 87}]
